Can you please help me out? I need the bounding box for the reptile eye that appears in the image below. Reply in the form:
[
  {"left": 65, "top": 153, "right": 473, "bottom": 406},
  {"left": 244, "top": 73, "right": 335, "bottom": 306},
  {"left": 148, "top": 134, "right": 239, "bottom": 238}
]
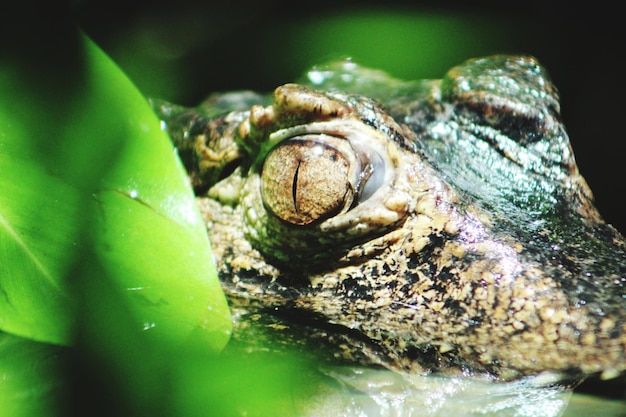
[
  {"left": 260, "top": 137, "right": 356, "bottom": 225},
  {"left": 252, "top": 118, "right": 406, "bottom": 238},
  {"left": 245, "top": 118, "right": 408, "bottom": 264}
]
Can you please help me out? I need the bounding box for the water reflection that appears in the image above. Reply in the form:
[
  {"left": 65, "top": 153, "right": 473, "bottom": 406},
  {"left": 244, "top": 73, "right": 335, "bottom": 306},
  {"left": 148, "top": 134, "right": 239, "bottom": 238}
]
[{"left": 300, "top": 366, "right": 581, "bottom": 417}]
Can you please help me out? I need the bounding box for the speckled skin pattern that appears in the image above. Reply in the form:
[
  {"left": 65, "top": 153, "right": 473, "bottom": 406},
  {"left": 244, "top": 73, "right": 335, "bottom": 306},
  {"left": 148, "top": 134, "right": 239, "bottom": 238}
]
[{"left": 152, "top": 55, "right": 626, "bottom": 381}]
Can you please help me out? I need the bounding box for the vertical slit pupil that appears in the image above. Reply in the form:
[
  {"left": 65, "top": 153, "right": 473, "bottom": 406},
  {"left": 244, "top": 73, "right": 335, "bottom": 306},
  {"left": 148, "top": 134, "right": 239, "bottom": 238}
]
[{"left": 292, "top": 160, "right": 301, "bottom": 213}]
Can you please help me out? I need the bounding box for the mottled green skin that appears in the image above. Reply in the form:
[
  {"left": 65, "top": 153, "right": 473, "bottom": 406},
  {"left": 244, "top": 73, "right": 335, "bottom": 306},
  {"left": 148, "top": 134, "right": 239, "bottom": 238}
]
[{"left": 151, "top": 55, "right": 626, "bottom": 382}]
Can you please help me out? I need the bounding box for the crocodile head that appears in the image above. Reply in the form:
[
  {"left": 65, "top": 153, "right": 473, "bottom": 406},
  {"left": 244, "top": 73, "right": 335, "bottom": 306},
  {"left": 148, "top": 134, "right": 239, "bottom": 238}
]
[{"left": 152, "top": 55, "right": 626, "bottom": 382}]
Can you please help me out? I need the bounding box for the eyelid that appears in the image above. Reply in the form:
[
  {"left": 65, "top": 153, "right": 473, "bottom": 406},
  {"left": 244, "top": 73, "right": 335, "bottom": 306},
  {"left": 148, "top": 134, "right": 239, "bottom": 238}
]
[
  {"left": 259, "top": 119, "right": 405, "bottom": 234},
  {"left": 358, "top": 152, "right": 385, "bottom": 203}
]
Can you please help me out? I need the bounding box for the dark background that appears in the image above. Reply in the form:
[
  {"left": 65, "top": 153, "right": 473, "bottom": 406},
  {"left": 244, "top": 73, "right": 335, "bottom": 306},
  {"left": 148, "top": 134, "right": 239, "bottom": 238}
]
[{"left": 73, "top": 0, "right": 624, "bottom": 237}]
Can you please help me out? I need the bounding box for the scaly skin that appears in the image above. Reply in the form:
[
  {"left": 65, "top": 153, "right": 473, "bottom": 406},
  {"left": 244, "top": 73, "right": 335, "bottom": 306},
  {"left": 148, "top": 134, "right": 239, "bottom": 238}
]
[{"left": 151, "top": 55, "right": 626, "bottom": 382}]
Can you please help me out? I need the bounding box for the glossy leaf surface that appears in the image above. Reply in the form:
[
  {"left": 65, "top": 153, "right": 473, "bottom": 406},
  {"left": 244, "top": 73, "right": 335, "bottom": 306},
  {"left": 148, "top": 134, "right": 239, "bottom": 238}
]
[{"left": 0, "top": 32, "right": 231, "bottom": 350}]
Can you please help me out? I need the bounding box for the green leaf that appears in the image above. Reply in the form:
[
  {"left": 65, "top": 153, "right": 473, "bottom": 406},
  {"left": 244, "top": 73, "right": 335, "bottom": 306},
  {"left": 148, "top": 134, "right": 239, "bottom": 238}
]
[
  {"left": 0, "top": 72, "right": 81, "bottom": 344},
  {"left": 0, "top": 333, "right": 65, "bottom": 417},
  {"left": 0, "top": 31, "right": 231, "bottom": 351},
  {"left": 80, "top": 34, "right": 232, "bottom": 351},
  {"left": 91, "top": 190, "right": 230, "bottom": 350},
  {"left": 168, "top": 346, "right": 334, "bottom": 417}
]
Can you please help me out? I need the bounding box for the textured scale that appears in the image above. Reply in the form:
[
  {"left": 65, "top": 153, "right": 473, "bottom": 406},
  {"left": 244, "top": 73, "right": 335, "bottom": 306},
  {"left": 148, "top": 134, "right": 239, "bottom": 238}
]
[{"left": 150, "top": 55, "right": 626, "bottom": 384}]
